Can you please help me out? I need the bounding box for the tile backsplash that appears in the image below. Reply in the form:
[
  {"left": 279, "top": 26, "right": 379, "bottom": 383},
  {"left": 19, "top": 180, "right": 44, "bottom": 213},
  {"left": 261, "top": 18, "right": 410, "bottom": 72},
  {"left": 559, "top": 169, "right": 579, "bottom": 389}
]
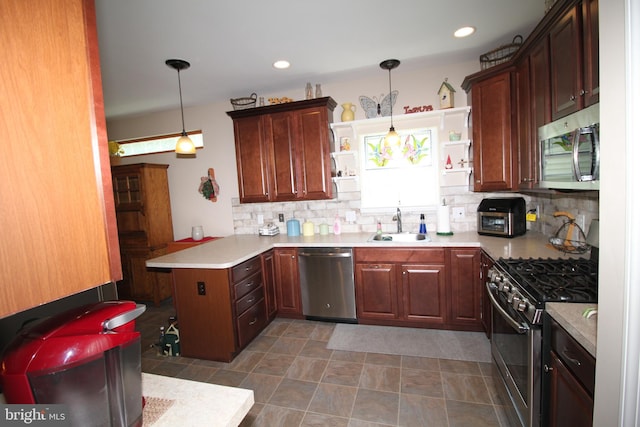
[{"left": 232, "top": 187, "right": 599, "bottom": 239}]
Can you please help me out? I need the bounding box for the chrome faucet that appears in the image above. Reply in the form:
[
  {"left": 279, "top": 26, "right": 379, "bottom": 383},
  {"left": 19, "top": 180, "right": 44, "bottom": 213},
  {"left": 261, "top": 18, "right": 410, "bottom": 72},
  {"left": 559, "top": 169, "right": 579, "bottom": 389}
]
[{"left": 393, "top": 207, "right": 402, "bottom": 233}]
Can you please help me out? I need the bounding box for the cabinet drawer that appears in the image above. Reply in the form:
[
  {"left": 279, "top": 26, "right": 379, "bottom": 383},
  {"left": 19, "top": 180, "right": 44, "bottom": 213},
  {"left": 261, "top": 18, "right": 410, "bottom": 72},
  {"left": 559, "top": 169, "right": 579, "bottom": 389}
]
[
  {"left": 550, "top": 319, "right": 596, "bottom": 394},
  {"left": 236, "top": 299, "right": 267, "bottom": 348},
  {"left": 232, "top": 256, "right": 262, "bottom": 282},
  {"left": 236, "top": 286, "right": 264, "bottom": 315},
  {"left": 233, "top": 271, "right": 262, "bottom": 300},
  {"left": 355, "top": 248, "right": 445, "bottom": 264}
]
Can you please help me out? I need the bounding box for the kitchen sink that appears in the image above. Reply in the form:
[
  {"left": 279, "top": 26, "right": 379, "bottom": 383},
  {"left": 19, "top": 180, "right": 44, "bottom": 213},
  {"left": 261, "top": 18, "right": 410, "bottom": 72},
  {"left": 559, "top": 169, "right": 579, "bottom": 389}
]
[{"left": 368, "top": 233, "right": 431, "bottom": 242}]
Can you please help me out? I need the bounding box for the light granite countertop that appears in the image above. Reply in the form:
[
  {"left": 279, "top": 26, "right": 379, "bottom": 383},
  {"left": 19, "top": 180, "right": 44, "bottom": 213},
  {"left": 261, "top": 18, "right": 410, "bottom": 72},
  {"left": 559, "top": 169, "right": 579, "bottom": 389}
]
[
  {"left": 142, "top": 373, "right": 253, "bottom": 426},
  {"left": 146, "top": 231, "right": 587, "bottom": 269},
  {"left": 546, "top": 303, "right": 598, "bottom": 357},
  {"left": 0, "top": 374, "right": 253, "bottom": 426}
]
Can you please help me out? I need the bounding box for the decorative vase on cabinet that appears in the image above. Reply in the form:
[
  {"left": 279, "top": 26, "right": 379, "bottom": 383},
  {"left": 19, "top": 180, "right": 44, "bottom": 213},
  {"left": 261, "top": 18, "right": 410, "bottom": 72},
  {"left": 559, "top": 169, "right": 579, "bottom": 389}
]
[{"left": 341, "top": 103, "right": 355, "bottom": 122}]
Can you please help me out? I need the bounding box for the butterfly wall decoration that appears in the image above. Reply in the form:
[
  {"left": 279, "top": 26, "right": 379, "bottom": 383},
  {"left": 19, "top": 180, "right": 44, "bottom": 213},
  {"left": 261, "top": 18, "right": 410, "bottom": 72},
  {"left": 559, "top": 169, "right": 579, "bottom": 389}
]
[{"left": 359, "top": 90, "right": 399, "bottom": 119}]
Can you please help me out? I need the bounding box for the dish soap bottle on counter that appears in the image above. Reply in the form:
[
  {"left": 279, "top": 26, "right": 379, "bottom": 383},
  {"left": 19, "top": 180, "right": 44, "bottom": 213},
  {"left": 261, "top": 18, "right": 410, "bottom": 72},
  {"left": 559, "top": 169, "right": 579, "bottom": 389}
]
[
  {"left": 419, "top": 214, "right": 427, "bottom": 235},
  {"left": 333, "top": 214, "right": 341, "bottom": 235},
  {"left": 377, "top": 219, "right": 382, "bottom": 235}
]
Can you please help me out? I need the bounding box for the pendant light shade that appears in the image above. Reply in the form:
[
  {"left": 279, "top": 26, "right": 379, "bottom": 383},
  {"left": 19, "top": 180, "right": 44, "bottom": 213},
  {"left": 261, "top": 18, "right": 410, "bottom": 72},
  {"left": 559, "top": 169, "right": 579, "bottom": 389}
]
[
  {"left": 380, "top": 59, "right": 400, "bottom": 145},
  {"left": 166, "top": 59, "right": 196, "bottom": 155}
]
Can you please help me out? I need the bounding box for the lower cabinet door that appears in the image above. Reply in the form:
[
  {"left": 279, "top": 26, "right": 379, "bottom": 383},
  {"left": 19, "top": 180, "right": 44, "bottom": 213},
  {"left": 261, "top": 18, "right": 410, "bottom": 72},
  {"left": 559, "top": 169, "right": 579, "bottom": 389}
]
[
  {"left": 548, "top": 350, "right": 593, "bottom": 427},
  {"left": 355, "top": 263, "right": 399, "bottom": 320},
  {"left": 401, "top": 264, "right": 446, "bottom": 325},
  {"left": 237, "top": 299, "right": 267, "bottom": 349},
  {"left": 274, "top": 249, "right": 302, "bottom": 316}
]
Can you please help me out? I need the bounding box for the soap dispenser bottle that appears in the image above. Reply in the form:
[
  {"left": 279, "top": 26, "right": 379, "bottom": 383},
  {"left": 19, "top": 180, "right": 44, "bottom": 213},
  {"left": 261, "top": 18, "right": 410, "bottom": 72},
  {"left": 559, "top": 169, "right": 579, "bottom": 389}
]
[
  {"left": 333, "top": 214, "right": 341, "bottom": 235},
  {"left": 419, "top": 214, "right": 427, "bottom": 234}
]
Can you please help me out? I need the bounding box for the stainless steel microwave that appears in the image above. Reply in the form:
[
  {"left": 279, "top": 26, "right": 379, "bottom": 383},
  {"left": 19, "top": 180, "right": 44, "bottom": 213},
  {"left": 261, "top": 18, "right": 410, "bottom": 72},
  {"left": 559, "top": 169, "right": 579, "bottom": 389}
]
[{"left": 538, "top": 103, "right": 599, "bottom": 191}]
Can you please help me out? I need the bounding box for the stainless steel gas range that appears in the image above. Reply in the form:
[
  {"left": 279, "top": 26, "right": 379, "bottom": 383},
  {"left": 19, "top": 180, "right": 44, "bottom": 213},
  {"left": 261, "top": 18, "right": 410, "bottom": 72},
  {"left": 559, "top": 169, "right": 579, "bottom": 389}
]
[{"left": 486, "top": 257, "right": 598, "bottom": 427}]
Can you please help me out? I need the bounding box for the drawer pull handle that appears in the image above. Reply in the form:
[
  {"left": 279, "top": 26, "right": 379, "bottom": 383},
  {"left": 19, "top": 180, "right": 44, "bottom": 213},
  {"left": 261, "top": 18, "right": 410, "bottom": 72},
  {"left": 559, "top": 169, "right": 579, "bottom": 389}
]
[
  {"left": 247, "top": 298, "right": 255, "bottom": 304},
  {"left": 562, "top": 349, "right": 582, "bottom": 366},
  {"left": 245, "top": 266, "right": 252, "bottom": 271},
  {"left": 246, "top": 281, "right": 253, "bottom": 287},
  {"left": 249, "top": 318, "right": 257, "bottom": 326}
]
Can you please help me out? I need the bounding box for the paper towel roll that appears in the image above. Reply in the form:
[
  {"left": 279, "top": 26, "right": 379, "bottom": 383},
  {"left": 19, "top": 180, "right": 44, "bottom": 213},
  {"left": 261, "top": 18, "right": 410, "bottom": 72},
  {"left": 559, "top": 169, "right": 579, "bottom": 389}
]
[{"left": 437, "top": 205, "right": 451, "bottom": 234}]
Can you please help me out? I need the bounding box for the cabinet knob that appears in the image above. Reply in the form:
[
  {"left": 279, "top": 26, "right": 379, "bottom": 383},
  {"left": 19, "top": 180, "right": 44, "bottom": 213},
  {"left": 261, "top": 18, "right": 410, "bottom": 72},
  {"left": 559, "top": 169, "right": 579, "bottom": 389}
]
[
  {"left": 570, "top": 95, "right": 576, "bottom": 101},
  {"left": 246, "top": 281, "right": 253, "bottom": 287},
  {"left": 580, "top": 89, "right": 586, "bottom": 96},
  {"left": 249, "top": 317, "right": 258, "bottom": 326},
  {"left": 544, "top": 364, "right": 554, "bottom": 373}
]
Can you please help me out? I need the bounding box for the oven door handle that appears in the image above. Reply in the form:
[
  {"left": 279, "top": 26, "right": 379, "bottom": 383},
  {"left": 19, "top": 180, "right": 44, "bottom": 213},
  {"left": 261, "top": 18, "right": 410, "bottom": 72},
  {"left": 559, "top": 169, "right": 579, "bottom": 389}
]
[{"left": 486, "top": 283, "right": 530, "bottom": 334}]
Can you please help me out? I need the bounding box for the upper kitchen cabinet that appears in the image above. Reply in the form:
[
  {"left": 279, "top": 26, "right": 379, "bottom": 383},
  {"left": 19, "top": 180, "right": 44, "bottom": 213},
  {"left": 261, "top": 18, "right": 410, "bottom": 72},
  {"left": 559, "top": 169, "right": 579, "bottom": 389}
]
[
  {"left": 0, "top": 0, "right": 121, "bottom": 318},
  {"left": 227, "top": 97, "right": 337, "bottom": 203},
  {"left": 549, "top": 0, "right": 599, "bottom": 120},
  {"left": 516, "top": 39, "right": 551, "bottom": 189},
  {"left": 467, "top": 70, "right": 519, "bottom": 192}
]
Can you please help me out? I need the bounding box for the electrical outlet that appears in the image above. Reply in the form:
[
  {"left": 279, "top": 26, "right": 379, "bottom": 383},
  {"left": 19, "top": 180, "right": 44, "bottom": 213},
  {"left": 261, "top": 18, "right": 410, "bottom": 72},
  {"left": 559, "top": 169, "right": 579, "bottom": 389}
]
[
  {"left": 278, "top": 213, "right": 285, "bottom": 223},
  {"left": 452, "top": 207, "right": 465, "bottom": 218},
  {"left": 197, "top": 281, "right": 206, "bottom": 296},
  {"left": 257, "top": 214, "right": 264, "bottom": 225}
]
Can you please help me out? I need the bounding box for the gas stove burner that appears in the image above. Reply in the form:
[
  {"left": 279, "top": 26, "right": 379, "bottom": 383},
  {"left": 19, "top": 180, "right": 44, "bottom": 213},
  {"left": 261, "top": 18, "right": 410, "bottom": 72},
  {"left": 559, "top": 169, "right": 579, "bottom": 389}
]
[{"left": 498, "top": 257, "right": 598, "bottom": 303}]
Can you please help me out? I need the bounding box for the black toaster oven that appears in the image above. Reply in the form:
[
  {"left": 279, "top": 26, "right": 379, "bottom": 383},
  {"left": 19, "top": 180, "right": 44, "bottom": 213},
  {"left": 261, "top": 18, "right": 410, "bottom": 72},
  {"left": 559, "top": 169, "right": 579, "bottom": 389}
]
[{"left": 477, "top": 197, "right": 526, "bottom": 237}]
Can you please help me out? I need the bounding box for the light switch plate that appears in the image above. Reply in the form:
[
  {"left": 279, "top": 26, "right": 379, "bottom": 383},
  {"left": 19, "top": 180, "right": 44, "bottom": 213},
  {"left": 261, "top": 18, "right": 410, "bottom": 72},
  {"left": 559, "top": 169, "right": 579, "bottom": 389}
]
[
  {"left": 257, "top": 214, "right": 264, "bottom": 225},
  {"left": 345, "top": 210, "right": 357, "bottom": 223}
]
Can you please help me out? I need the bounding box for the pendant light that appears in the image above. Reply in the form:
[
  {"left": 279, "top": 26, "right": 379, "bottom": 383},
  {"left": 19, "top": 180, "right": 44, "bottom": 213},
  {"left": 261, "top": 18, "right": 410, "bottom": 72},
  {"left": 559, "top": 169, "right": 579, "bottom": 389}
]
[
  {"left": 379, "top": 59, "right": 400, "bottom": 145},
  {"left": 166, "top": 59, "right": 196, "bottom": 155}
]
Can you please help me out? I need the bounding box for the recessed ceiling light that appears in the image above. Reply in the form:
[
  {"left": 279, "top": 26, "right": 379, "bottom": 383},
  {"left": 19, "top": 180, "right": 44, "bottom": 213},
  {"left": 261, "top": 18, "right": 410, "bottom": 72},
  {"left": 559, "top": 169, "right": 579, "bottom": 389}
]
[
  {"left": 454, "top": 26, "right": 476, "bottom": 38},
  {"left": 273, "top": 60, "right": 290, "bottom": 69}
]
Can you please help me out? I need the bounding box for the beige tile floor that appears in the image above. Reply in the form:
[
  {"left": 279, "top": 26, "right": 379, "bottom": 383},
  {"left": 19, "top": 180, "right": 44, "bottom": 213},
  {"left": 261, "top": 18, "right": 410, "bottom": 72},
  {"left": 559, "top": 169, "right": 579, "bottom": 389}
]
[{"left": 137, "top": 300, "right": 521, "bottom": 427}]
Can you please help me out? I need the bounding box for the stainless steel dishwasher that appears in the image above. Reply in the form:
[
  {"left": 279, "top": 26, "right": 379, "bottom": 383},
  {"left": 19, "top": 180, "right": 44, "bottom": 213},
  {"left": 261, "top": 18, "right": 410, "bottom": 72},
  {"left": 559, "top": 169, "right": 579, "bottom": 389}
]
[{"left": 298, "top": 247, "right": 356, "bottom": 322}]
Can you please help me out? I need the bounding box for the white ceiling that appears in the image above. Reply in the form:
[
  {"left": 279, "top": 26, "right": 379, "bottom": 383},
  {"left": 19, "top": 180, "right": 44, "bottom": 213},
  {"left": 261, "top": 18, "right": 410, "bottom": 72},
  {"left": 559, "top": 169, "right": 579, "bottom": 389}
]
[{"left": 95, "top": 1, "right": 544, "bottom": 120}]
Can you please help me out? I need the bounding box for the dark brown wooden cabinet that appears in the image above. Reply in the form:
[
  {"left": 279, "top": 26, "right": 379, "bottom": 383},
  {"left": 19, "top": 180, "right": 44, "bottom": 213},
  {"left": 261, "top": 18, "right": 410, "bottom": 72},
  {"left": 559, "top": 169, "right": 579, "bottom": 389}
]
[
  {"left": 0, "top": 0, "right": 121, "bottom": 318},
  {"left": 518, "top": 39, "right": 551, "bottom": 189},
  {"left": 448, "top": 249, "right": 482, "bottom": 329},
  {"left": 546, "top": 317, "right": 595, "bottom": 426},
  {"left": 582, "top": 0, "right": 600, "bottom": 108},
  {"left": 355, "top": 248, "right": 484, "bottom": 331},
  {"left": 274, "top": 248, "right": 303, "bottom": 317},
  {"left": 172, "top": 256, "right": 268, "bottom": 362},
  {"left": 469, "top": 71, "right": 518, "bottom": 191},
  {"left": 230, "top": 115, "right": 271, "bottom": 203},
  {"left": 516, "top": 56, "right": 534, "bottom": 189},
  {"left": 112, "top": 163, "right": 174, "bottom": 305},
  {"left": 550, "top": 0, "right": 599, "bottom": 120},
  {"left": 261, "top": 249, "right": 278, "bottom": 320},
  {"left": 227, "top": 97, "right": 336, "bottom": 203},
  {"left": 462, "top": 0, "right": 598, "bottom": 193}
]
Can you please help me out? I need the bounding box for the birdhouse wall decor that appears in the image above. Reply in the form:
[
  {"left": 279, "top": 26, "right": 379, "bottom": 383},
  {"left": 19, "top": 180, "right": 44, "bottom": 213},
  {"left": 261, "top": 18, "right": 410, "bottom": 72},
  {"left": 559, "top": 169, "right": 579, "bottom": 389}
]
[{"left": 438, "top": 78, "right": 455, "bottom": 109}]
